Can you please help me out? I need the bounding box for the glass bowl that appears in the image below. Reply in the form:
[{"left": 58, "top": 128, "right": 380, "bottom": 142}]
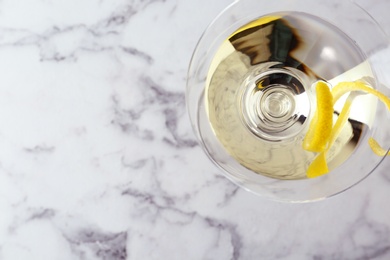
[{"left": 186, "top": 0, "right": 390, "bottom": 202}]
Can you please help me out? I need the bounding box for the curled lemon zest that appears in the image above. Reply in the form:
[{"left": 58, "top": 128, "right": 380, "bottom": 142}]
[
  {"left": 332, "top": 81, "right": 390, "bottom": 109},
  {"left": 302, "top": 81, "right": 333, "bottom": 153},
  {"left": 304, "top": 80, "right": 390, "bottom": 178},
  {"left": 368, "top": 137, "right": 390, "bottom": 157},
  {"left": 332, "top": 81, "right": 390, "bottom": 158},
  {"left": 306, "top": 152, "right": 328, "bottom": 179},
  {"left": 306, "top": 93, "right": 355, "bottom": 178}
]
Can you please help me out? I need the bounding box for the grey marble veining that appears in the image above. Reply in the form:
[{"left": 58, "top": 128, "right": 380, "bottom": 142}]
[{"left": 0, "top": 0, "right": 390, "bottom": 259}]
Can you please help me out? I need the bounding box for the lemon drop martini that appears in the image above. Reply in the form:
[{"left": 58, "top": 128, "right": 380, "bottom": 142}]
[{"left": 187, "top": 0, "right": 390, "bottom": 201}]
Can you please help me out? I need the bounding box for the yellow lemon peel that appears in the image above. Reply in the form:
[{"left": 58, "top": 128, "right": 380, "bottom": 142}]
[
  {"left": 306, "top": 153, "right": 328, "bottom": 178},
  {"left": 328, "top": 94, "right": 355, "bottom": 148},
  {"left": 306, "top": 93, "right": 355, "bottom": 178},
  {"left": 368, "top": 137, "right": 390, "bottom": 157},
  {"left": 304, "top": 80, "right": 390, "bottom": 179},
  {"left": 332, "top": 81, "right": 390, "bottom": 157},
  {"left": 332, "top": 81, "right": 390, "bottom": 109},
  {"left": 302, "top": 81, "right": 333, "bottom": 153}
]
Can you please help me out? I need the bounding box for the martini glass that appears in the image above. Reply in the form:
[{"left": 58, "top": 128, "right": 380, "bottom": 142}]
[{"left": 186, "top": 0, "right": 390, "bottom": 202}]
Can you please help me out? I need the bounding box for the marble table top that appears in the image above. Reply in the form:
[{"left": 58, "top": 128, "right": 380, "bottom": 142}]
[{"left": 1, "top": 0, "right": 390, "bottom": 259}]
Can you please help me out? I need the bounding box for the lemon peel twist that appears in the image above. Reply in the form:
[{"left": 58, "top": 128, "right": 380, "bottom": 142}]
[
  {"left": 368, "top": 138, "right": 390, "bottom": 156},
  {"left": 332, "top": 81, "right": 390, "bottom": 109},
  {"left": 303, "top": 80, "right": 390, "bottom": 178},
  {"left": 302, "top": 81, "right": 333, "bottom": 153},
  {"left": 306, "top": 93, "right": 355, "bottom": 178}
]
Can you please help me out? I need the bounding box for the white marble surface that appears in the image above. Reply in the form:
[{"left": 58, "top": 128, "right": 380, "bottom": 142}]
[{"left": 0, "top": 0, "right": 390, "bottom": 259}]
